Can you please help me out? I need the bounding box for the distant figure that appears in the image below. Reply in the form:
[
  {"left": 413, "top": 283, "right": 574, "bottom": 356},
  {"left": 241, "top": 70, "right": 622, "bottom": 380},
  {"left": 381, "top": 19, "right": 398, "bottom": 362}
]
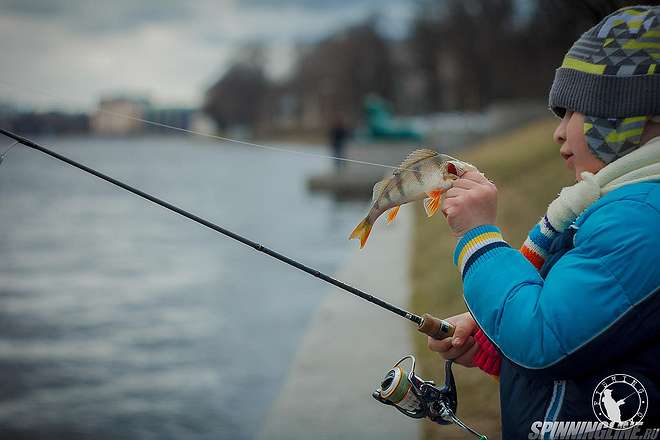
[
  {"left": 329, "top": 118, "right": 349, "bottom": 172},
  {"left": 602, "top": 389, "right": 624, "bottom": 423}
]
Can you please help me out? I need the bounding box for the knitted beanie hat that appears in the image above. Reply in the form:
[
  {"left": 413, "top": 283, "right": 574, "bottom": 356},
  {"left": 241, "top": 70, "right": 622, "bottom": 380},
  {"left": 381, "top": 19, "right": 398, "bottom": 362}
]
[{"left": 549, "top": 5, "right": 660, "bottom": 164}]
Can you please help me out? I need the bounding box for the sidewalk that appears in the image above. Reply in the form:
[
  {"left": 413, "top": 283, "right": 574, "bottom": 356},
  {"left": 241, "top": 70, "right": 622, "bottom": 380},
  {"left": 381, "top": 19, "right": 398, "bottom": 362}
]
[{"left": 258, "top": 205, "right": 419, "bottom": 440}]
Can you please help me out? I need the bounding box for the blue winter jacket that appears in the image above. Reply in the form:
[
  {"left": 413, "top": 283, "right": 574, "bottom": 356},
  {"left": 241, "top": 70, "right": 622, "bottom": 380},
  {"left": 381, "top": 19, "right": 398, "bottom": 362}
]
[{"left": 454, "top": 182, "right": 660, "bottom": 438}]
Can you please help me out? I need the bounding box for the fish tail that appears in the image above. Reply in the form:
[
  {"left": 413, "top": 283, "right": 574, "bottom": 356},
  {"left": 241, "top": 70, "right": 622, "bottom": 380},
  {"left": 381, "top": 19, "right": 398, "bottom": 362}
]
[{"left": 349, "top": 217, "right": 373, "bottom": 249}]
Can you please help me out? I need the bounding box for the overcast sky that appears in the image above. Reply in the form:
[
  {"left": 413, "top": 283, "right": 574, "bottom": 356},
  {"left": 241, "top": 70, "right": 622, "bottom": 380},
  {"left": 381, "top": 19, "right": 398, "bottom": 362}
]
[{"left": 0, "top": 0, "right": 414, "bottom": 111}]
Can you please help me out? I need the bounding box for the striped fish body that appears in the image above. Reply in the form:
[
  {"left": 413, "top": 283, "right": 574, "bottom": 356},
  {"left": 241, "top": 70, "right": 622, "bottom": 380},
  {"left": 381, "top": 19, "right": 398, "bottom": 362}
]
[
  {"left": 367, "top": 155, "right": 450, "bottom": 221},
  {"left": 349, "top": 149, "right": 476, "bottom": 248}
]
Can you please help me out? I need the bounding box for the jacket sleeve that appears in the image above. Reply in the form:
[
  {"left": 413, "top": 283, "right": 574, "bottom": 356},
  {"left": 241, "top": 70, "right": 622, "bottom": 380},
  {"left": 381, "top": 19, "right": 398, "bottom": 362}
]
[{"left": 454, "top": 199, "right": 660, "bottom": 376}]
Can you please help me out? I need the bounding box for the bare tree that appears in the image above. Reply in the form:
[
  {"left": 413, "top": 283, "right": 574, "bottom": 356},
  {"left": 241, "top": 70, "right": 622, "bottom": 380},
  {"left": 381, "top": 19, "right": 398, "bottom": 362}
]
[
  {"left": 204, "top": 44, "right": 269, "bottom": 131},
  {"left": 408, "top": 0, "right": 656, "bottom": 112},
  {"left": 288, "top": 17, "right": 395, "bottom": 128}
]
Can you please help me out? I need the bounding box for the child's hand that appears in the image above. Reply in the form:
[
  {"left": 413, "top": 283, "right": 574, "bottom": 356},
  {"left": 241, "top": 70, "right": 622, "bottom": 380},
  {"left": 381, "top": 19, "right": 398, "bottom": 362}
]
[
  {"left": 442, "top": 170, "right": 498, "bottom": 237},
  {"left": 427, "top": 312, "right": 479, "bottom": 368}
]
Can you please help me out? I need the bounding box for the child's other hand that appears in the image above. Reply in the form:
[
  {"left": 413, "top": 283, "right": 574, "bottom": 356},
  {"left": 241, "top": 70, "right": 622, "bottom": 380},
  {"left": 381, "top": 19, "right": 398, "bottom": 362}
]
[
  {"left": 442, "top": 170, "right": 498, "bottom": 237},
  {"left": 427, "top": 312, "right": 478, "bottom": 368}
]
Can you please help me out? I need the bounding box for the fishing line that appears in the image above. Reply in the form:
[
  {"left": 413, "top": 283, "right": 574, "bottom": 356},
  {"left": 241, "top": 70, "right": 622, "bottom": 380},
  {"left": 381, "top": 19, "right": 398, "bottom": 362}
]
[
  {"left": 0, "top": 84, "right": 456, "bottom": 334},
  {"left": 0, "top": 140, "right": 19, "bottom": 165},
  {"left": 0, "top": 80, "right": 422, "bottom": 174},
  {"left": 0, "top": 127, "right": 425, "bottom": 326},
  {"left": 0, "top": 121, "right": 470, "bottom": 434}
]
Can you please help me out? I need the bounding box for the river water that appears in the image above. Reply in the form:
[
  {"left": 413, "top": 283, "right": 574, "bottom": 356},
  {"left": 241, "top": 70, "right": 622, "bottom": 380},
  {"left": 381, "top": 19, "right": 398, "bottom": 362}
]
[{"left": 0, "top": 136, "right": 366, "bottom": 439}]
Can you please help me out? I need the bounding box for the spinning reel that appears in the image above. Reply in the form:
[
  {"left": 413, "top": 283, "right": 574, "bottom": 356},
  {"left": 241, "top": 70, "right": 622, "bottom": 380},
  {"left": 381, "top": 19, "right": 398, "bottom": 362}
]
[{"left": 373, "top": 355, "right": 487, "bottom": 439}]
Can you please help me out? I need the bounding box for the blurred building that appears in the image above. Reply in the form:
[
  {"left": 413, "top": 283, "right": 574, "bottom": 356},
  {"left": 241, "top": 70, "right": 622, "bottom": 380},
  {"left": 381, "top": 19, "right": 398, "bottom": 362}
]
[
  {"left": 0, "top": 101, "right": 17, "bottom": 129},
  {"left": 11, "top": 111, "right": 89, "bottom": 135},
  {"left": 1, "top": 102, "right": 90, "bottom": 135},
  {"left": 142, "top": 107, "right": 192, "bottom": 134},
  {"left": 189, "top": 112, "right": 216, "bottom": 134},
  {"left": 91, "top": 96, "right": 214, "bottom": 136},
  {"left": 91, "top": 96, "right": 149, "bottom": 136},
  {"left": 142, "top": 107, "right": 215, "bottom": 134}
]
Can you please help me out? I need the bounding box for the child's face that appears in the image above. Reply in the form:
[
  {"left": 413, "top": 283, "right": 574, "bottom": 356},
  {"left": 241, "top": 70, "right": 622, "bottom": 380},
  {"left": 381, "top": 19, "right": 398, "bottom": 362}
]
[{"left": 553, "top": 111, "right": 606, "bottom": 181}]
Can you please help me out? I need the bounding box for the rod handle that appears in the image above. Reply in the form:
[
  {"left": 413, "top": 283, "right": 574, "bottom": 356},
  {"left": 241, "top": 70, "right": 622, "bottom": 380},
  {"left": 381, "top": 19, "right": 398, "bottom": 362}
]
[{"left": 417, "top": 313, "right": 455, "bottom": 340}]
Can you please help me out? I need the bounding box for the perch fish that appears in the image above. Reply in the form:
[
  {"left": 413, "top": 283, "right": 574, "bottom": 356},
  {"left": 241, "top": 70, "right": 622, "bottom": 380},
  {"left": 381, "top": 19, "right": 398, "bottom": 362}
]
[{"left": 349, "top": 149, "right": 476, "bottom": 248}]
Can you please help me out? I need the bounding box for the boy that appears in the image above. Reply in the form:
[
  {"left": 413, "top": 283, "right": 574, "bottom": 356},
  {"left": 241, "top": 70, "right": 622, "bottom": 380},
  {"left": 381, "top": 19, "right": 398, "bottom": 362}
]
[{"left": 429, "top": 5, "right": 660, "bottom": 438}]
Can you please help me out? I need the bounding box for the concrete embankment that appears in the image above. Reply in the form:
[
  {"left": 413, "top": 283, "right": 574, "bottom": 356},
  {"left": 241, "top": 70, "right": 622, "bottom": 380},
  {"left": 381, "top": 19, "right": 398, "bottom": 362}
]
[{"left": 258, "top": 205, "right": 418, "bottom": 440}]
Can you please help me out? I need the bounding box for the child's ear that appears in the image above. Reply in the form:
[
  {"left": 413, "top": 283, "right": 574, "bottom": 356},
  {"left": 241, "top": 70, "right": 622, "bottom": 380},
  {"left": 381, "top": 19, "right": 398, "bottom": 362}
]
[{"left": 641, "top": 117, "right": 660, "bottom": 144}]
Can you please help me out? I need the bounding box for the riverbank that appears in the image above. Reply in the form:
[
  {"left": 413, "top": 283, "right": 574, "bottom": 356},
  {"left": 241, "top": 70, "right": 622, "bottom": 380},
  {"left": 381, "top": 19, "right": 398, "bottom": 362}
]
[
  {"left": 409, "top": 117, "right": 574, "bottom": 439},
  {"left": 258, "top": 205, "right": 418, "bottom": 440}
]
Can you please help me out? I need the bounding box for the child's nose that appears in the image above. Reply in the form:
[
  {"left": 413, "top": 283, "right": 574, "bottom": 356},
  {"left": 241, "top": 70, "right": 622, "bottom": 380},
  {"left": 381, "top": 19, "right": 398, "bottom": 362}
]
[{"left": 553, "top": 119, "right": 568, "bottom": 145}]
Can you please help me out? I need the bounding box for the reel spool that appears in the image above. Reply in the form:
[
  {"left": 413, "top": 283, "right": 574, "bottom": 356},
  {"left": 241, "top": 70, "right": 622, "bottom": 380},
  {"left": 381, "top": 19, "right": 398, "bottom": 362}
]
[
  {"left": 373, "top": 355, "right": 488, "bottom": 439},
  {"left": 374, "top": 356, "right": 427, "bottom": 418}
]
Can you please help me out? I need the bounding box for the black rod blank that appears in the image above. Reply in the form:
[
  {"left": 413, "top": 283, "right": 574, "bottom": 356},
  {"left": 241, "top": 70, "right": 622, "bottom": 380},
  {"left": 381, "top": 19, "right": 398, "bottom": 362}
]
[{"left": 0, "top": 128, "right": 423, "bottom": 325}]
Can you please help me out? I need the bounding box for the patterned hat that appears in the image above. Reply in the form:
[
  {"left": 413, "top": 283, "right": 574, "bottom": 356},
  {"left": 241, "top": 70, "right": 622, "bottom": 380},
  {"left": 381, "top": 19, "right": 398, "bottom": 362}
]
[{"left": 549, "top": 5, "right": 660, "bottom": 164}]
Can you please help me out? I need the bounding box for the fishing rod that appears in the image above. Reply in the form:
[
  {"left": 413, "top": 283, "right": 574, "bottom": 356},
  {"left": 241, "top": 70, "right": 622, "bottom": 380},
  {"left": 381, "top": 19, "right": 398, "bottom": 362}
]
[
  {"left": 0, "top": 127, "right": 489, "bottom": 439},
  {"left": 0, "top": 127, "right": 452, "bottom": 339}
]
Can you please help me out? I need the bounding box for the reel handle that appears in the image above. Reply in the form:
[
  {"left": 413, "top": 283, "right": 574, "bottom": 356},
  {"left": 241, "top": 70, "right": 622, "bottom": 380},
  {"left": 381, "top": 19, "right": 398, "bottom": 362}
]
[{"left": 417, "top": 313, "right": 455, "bottom": 340}]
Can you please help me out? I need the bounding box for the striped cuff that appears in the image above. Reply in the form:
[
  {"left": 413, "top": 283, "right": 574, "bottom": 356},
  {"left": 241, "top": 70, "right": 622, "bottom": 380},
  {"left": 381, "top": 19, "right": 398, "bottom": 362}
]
[
  {"left": 454, "top": 225, "right": 510, "bottom": 278},
  {"left": 520, "top": 215, "right": 559, "bottom": 270}
]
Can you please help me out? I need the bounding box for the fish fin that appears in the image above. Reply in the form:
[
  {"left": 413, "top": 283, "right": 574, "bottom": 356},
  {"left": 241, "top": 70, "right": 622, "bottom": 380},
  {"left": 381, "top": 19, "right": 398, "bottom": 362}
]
[
  {"left": 423, "top": 198, "right": 439, "bottom": 217},
  {"left": 438, "top": 153, "right": 459, "bottom": 162},
  {"left": 386, "top": 206, "right": 400, "bottom": 224},
  {"left": 349, "top": 218, "right": 374, "bottom": 249},
  {"left": 423, "top": 190, "right": 443, "bottom": 217},
  {"left": 372, "top": 178, "right": 390, "bottom": 201},
  {"left": 394, "top": 149, "right": 438, "bottom": 175}
]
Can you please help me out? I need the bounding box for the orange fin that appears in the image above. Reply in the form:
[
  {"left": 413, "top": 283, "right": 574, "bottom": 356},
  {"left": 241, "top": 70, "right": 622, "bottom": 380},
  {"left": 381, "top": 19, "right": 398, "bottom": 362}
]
[
  {"left": 386, "top": 206, "right": 400, "bottom": 224},
  {"left": 423, "top": 190, "right": 443, "bottom": 217},
  {"left": 349, "top": 218, "right": 374, "bottom": 249}
]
